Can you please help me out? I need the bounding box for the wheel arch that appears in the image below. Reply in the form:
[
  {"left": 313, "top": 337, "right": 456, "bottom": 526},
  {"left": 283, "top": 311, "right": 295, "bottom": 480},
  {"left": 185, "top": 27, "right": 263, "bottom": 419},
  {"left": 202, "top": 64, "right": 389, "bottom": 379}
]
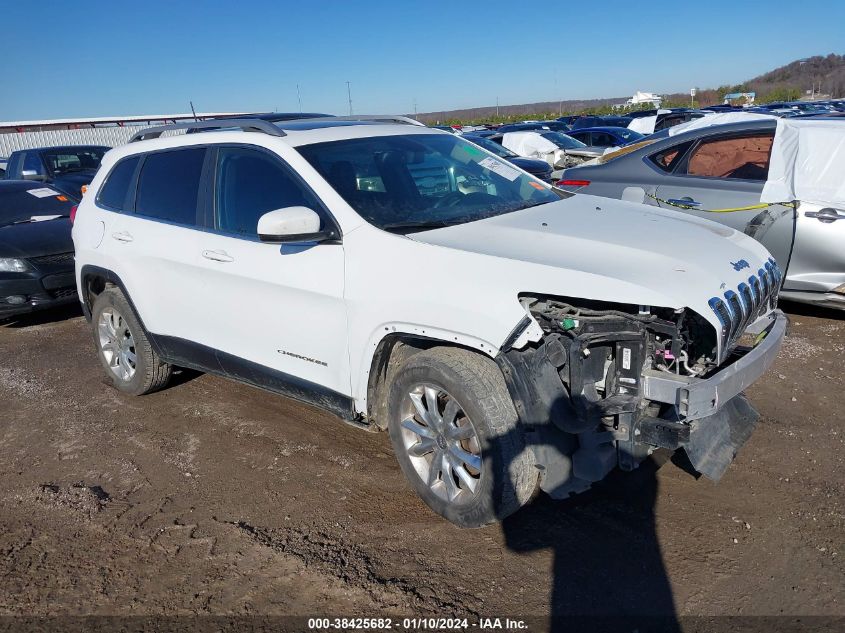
[
  {"left": 361, "top": 326, "right": 508, "bottom": 430},
  {"left": 79, "top": 264, "right": 162, "bottom": 356}
]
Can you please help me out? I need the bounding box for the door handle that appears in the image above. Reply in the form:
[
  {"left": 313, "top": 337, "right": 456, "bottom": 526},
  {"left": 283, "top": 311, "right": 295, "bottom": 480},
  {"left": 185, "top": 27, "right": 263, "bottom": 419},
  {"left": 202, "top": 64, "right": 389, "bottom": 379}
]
[
  {"left": 202, "top": 249, "right": 234, "bottom": 263},
  {"left": 805, "top": 208, "right": 844, "bottom": 223},
  {"left": 666, "top": 198, "right": 702, "bottom": 208},
  {"left": 111, "top": 231, "right": 134, "bottom": 243}
]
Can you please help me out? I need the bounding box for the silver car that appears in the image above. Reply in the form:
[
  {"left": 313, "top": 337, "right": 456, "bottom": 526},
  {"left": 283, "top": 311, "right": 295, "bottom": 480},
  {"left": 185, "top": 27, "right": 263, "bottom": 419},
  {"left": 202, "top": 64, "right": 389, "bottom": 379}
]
[{"left": 558, "top": 119, "right": 845, "bottom": 309}]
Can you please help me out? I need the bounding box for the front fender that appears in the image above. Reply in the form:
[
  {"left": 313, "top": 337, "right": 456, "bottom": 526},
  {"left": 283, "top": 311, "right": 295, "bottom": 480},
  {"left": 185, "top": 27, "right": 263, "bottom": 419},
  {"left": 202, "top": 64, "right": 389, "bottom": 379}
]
[{"left": 351, "top": 321, "right": 509, "bottom": 413}]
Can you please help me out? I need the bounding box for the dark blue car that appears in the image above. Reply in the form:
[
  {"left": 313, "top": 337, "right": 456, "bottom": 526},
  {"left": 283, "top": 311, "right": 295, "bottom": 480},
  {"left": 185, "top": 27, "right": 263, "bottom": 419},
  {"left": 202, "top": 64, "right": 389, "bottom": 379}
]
[{"left": 564, "top": 126, "right": 645, "bottom": 149}]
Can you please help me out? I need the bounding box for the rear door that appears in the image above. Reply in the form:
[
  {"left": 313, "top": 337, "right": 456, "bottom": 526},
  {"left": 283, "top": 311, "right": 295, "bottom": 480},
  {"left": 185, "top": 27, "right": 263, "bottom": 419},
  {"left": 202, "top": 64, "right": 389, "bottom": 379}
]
[
  {"left": 104, "top": 146, "right": 218, "bottom": 366},
  {"left": 192, "top": 144, "right": 350, "bottom": 396},
  {"left": 653, "top": 131, "right": 795, "bottom": 270},
  {"left": 785, "top": 202, "right": 845, "bottom": 293}
]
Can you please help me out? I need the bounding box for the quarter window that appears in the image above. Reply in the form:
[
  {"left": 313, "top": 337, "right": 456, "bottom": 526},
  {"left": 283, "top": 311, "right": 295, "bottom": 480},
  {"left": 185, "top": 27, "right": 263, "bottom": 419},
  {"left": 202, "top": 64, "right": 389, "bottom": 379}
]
[
  {"left": 135, "top": 148, "right": 205, "bottom": 225},
  {"left": 97, "top": 156, "right": 140, "bottom": 211},
  {"left": 214, "top": 147, "right": 322, "bottom": 235},
  {"left": 681, "top": 134, "right": 774, "bottom": 181},
  {"left": 649, "top": 141, "right": 693, "bottom": 173}
]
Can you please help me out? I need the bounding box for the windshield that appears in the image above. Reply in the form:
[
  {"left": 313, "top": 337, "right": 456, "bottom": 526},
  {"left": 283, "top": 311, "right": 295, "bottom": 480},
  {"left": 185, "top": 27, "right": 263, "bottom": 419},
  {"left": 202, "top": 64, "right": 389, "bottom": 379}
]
[
  {"left": 42, "top": 148, "right": 106, "bottom": 175},
  {"left": 463, "top": 136, "right": 517, "bottom": 159},
  {"left": 539, "top": 132, "right": 587, "bottom": 150},
  {"left": 297, "top": 133, "right": 561, "bottom": 232}
]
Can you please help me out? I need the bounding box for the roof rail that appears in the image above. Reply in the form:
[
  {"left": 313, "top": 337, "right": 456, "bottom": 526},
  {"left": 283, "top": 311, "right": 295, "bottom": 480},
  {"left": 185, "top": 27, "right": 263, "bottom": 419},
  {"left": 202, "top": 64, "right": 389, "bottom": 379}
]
[
  {"left": 319, "top": 114, "right": 426, "bottom": 127},
  {"left": 129, "top": 118, "right": 286, "bottom": 142}
]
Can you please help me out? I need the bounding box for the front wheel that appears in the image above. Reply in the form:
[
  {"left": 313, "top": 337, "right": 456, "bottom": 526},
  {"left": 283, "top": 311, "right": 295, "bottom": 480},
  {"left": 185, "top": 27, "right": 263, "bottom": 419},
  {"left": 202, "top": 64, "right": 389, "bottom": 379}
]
[{"left": 387, "top": 347, "right": 537, "bottom": 527}]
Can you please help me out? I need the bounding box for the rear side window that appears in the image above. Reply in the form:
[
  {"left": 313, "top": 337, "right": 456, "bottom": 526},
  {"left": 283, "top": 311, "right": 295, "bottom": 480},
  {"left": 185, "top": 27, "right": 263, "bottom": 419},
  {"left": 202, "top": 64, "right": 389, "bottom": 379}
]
[
  {"left": 215, "top": 147, "right": 322, "bottom": 235},
  {"left": 680, "top": 134, "right": 774, "bottom": 181},
  {"left": 97, "top": 156, "right": 140, "bottom": 211},
  {"left": 592, "top": 133, "right": 617, "bottom": 146},
  {"left": 135, "top": 148, "right": 205, "bottom": 225}
]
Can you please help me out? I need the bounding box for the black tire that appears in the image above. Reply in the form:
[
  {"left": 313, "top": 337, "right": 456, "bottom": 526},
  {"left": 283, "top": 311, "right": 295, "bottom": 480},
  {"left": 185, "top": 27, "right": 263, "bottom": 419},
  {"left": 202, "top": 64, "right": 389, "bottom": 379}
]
[
  {"left": 387, "top": 347, "right": 537, "bottom": 528},
  {"left": 90, "top": 287, "right": 172, "bottom": 395}
]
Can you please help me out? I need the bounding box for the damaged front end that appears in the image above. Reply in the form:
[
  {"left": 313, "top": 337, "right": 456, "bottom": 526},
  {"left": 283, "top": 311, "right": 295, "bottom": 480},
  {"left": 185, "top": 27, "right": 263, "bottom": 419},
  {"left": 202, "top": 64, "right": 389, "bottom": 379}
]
[{"left": 496, "top": 295, "right": 786, "bottom": 499}]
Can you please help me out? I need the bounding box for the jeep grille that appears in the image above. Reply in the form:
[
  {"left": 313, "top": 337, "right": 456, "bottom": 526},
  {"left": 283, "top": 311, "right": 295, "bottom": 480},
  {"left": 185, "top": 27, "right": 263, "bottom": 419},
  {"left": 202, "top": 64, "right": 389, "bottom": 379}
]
[{"left": 708, "top": 258, "right": 781, "bottom": 358}]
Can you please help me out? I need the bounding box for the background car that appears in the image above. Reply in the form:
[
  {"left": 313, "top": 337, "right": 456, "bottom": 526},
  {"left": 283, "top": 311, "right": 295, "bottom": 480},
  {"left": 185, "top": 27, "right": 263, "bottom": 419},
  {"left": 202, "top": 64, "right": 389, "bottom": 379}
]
[
  {"left": 499, "top": 130, "right": 603, "bottom": 169},
  {"left": 625, "top": 109, "right": 659, "bottom": 119},
  {"left": 3, "top": 145, "right": 108, "bottom": 201},
  {"left": 570, "top": 115, "right": 633, "bottom": 130},
  {"left": 564, "top": 126, "right": 645, "bottom": 149},
  {"left": 462, "top": 133, "right": 553, "bottom": 180},
  {"left": 496, "top": 122, "right": 550, "bottom": 133},
  {"left": 0, "top": 180, "right": 77, "bottom": 318},
  {"left": 556, "top": 118, "right": 845, "bottom": 309}
]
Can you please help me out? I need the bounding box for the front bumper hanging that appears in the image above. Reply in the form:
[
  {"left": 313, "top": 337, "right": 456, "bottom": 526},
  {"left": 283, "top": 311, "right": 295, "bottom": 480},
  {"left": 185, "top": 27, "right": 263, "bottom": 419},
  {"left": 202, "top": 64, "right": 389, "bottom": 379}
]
[{"left": 637, "top": 310, "right": 787, "bottom": 479}]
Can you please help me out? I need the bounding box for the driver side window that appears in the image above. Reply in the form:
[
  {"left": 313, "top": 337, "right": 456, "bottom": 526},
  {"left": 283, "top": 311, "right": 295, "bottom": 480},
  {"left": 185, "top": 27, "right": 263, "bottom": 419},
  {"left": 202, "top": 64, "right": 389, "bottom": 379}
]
[{"left": 215, "top": 147, "right": 324, "bottom": 236}]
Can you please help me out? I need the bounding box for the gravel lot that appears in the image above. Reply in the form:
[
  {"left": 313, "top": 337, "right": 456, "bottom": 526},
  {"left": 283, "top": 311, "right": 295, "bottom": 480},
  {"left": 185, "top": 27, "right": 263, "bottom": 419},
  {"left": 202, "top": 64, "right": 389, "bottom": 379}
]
[{"left": 0, "top": 302, "right": 843, "bottom": 631}]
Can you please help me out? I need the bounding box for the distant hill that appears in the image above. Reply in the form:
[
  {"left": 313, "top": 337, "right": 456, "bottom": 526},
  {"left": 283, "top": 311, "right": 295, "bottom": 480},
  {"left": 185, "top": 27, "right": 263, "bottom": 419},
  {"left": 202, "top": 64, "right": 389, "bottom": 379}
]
[
  {"left": 417, "top": 53, "right": 845, "bottom": 124},
  {"left": 417, "top": 97, "right": 627, "bottom": 125}
]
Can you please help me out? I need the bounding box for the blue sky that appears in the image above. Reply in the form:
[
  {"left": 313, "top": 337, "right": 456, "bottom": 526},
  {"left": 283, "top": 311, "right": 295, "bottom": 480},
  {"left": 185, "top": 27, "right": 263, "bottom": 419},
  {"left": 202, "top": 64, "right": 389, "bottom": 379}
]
[{"left": 3, "top": 0, "right": 843, "bottom": 121}]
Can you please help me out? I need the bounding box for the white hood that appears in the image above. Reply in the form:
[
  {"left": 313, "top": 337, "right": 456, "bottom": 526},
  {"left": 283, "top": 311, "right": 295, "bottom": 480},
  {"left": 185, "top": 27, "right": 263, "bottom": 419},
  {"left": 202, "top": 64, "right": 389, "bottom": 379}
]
[{"left": 408, "top": 194, "right": 775, "bottom": 345}]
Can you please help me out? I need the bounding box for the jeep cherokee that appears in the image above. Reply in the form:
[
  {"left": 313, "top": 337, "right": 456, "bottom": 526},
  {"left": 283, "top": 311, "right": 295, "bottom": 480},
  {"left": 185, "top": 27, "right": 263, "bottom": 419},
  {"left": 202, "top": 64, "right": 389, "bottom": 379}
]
[{"left": 72, "top": 116, "right": 786, "bottom": 527}]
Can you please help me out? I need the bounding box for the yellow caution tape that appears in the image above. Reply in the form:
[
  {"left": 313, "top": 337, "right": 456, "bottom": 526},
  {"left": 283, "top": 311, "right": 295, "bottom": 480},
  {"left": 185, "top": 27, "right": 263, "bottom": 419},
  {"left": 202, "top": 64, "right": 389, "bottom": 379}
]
[{"left": 645, "top": 192, "right": 795, "bottom": 214}]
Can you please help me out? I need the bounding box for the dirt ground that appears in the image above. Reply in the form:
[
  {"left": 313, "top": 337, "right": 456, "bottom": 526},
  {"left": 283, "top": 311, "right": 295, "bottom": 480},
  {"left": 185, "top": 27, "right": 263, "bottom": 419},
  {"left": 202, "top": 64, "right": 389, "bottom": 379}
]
[{"left": 0, "top": 301, "right": 843, "bottom": 631}]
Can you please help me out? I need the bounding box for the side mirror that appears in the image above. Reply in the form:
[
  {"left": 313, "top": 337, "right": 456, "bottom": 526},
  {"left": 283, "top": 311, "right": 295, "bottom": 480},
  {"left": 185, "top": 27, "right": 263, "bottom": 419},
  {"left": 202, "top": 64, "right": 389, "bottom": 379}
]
[
  {"left": 257, "top": 206, "right": 338, "bottom": 244},
  {"left": 21, "top": 169, "right": 46, "bottom": 181}
]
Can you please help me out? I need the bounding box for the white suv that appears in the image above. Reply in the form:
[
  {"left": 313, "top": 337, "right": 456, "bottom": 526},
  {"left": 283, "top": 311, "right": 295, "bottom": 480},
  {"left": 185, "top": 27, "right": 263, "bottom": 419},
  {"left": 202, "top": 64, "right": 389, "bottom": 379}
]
[{"left": 73, "top": 116, "right": 786, "bottom": 527}]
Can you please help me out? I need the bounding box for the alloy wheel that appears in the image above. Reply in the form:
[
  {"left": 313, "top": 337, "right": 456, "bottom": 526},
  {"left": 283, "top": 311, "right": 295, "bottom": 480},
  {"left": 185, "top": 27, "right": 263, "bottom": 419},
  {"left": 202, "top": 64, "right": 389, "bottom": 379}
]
[
  {"left": 97, "top": 308, "right": 137, "bottom": 382},
  {"left": 399, "top": 384, "right": 482, "bottom": 504}
]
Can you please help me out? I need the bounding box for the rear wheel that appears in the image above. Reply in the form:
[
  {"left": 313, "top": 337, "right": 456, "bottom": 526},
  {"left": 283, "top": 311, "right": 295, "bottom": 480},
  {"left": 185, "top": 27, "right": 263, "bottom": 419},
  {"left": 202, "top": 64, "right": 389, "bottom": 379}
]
[
  {"left": 91, "top": 287, "right": 171, "bottom": 395},
  {"left": 387, "top": 347, "right": 537, "bottom": 527}
]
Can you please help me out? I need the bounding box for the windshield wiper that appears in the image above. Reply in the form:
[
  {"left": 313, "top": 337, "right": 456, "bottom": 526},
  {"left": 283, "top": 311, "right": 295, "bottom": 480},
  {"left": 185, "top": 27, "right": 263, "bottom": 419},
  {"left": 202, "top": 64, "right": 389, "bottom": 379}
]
[
  {"left": 5, "top": 214, "right": 70, "bottom": 226},
  {"left": 380, "top": 220, "right": 462, "bottom": 234}
]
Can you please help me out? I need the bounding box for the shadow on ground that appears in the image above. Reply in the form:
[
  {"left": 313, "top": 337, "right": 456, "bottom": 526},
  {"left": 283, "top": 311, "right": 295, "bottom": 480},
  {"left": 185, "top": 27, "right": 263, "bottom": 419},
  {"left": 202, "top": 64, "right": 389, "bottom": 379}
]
[
  {"left": 0, "top": 303, "right": 82, "bottom": 328},
  {"left": 495, "top": 423, "right": 681, "bottom": 632}
]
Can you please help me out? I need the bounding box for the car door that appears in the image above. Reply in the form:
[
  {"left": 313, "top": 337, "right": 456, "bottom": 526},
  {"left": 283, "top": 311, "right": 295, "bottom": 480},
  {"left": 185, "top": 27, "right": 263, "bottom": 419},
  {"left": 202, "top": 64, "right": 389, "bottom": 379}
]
[
  {"left": 784, "top": 202, "right": 845, "bottom": 293},
  {"left": 194, "top": 144, "right": 350, "bottom": 396},
  {"left": 653, "top": 131, "right": 795, "bottom": 270},
  {"left": 104, "top": 146, "right": 219, "bottom": 368}
]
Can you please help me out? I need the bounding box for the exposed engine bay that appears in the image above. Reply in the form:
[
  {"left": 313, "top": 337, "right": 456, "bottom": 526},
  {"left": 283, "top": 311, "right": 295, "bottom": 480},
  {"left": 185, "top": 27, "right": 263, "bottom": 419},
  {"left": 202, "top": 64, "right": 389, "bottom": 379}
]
[{"left": 495, "top": 294, "right": 766, "bottom": 499}]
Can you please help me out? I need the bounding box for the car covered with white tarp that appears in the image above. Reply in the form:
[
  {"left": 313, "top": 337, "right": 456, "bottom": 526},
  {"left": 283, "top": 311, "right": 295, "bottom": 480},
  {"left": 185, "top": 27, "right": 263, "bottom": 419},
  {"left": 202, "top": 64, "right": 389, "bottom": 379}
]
[
  {"left": 501, "top": 130, "right": 602, "bottom": 169},
  {"left": 558, "top": 117, "right": 845, "bottom": 309}
]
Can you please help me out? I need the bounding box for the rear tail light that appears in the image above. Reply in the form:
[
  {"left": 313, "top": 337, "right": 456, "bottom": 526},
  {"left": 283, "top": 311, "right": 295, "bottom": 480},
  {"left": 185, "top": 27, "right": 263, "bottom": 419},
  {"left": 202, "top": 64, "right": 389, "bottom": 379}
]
[
  {"left": 69, "top": 205, "right": 78, "bottom": 224},
  {"left": 556, "top": 179, "right": 591, "bottom": 187}
]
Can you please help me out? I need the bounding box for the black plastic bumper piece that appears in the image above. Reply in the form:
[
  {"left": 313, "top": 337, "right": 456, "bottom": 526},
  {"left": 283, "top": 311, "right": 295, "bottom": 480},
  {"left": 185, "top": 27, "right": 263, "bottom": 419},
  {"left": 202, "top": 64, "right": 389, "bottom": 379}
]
[{"left": 684, "top": 393, "right": 759, "bottom": 481}]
